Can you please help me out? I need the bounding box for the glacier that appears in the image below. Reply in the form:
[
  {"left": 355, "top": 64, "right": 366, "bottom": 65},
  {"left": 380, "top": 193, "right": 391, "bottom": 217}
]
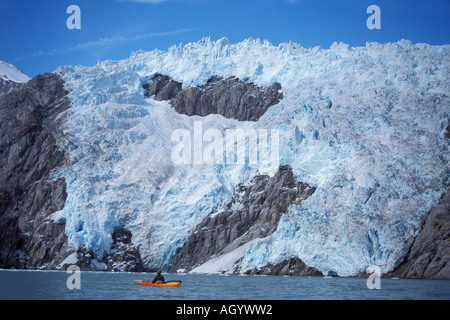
[{"left": 53, "top": 38, "right": 449, "bottom": 276}]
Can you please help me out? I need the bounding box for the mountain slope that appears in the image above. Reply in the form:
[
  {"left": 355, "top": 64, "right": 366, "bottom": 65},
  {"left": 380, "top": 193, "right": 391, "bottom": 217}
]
[{"left": 0, "top": 61, "right": 30, "bottom": 83}]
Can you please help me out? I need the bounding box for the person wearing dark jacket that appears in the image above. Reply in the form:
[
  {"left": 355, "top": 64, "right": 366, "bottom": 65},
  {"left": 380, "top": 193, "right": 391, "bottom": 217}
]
[{"left": 153, "top": 271, "right": 165, "bottom": 283}]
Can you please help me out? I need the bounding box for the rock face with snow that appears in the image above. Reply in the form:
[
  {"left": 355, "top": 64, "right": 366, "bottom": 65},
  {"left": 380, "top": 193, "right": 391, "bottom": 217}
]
[
  {"left": 245, "top": 257, "right": 323, "bottom": 277},
  {"left": 143, "top": 74, "right": 182, "bottom": 101},
  {"left": 0, "top": 39, "right": 448, "bottom": 279},
  {"left": 144, "top": 74, "right": 283, "bottom": 121},
  {"left": 102, "top": 229, "right": 145, "bottom": 272},
  {"left": 0, "top": 61, "right": 30, "bottom": 98},
  {"left": 0, "top": 61, "right": 30, "bottom": 83},
  {"left": 168, "top": 165, "right": 316, "bottom": 273}
]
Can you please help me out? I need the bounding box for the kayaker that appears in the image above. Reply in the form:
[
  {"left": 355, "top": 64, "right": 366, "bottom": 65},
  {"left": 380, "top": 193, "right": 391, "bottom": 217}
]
[{"left": 152, "top": 271, "right": 165, "bottom": 283}]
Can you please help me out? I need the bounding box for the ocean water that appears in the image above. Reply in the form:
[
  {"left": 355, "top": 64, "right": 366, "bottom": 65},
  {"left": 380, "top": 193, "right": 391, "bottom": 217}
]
[{"left": 0, "top": 270, "right": 449, "bottom": 300}]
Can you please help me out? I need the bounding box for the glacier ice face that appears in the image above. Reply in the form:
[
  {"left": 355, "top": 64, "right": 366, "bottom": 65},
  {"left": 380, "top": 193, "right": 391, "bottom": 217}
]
[
  {"left": 54, "top": 95, "right": 256, "bottom": 268},
  {"left": 55, "top": 38, "right": 449, "bottom": 275}
]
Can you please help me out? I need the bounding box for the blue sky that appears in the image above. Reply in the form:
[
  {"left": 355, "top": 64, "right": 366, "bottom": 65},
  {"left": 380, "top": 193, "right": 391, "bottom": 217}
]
[{"left": 0, "top": 0, "right": 449, "bottom": 78}]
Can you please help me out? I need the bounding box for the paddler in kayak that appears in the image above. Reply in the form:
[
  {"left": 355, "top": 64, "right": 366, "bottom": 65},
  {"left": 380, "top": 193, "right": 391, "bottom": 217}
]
[{"left": 152, "top": 271, "right": 165, "bottom": 284}]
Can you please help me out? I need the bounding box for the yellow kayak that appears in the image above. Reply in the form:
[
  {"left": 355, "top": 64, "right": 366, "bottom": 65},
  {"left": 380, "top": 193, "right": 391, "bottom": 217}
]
[{"left": 134, "top": 280, "right": 182, "bottom": 287}]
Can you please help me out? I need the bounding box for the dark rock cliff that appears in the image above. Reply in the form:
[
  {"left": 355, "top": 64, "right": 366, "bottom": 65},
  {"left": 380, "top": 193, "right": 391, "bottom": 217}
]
[
  {"left": 0, "top": 74, "right": 70, "bottom": 269},
  {"left": 388, "top": 190, "right": 449, "bottom": 280},
  {"left": 143, "top": 75, "right": 284, "bottom": 121}
]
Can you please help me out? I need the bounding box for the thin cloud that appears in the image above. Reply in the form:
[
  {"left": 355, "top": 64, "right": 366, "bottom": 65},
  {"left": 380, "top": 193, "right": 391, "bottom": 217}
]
[
  {"left": 14, "top": 28, "right": 197, "bottom": 61},
  {"left": 118, "top": 0, "right": 182, "bottom": 3},
  {"left": 118, "top": 0, "right": 207, "bottom": 3},
  {"left": 119, "top": 0, "right": 169, "bottom": 3}
]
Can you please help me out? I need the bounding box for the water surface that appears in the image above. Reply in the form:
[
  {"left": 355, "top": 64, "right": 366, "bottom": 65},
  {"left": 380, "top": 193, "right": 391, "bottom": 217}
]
[{"left": 0, "top": 270, "right": 448, "bottom": 300}]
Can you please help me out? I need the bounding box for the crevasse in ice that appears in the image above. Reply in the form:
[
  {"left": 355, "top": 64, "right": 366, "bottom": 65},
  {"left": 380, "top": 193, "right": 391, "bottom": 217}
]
[{"left": 54, "top": 38, "right": 449, "bottom": 275}]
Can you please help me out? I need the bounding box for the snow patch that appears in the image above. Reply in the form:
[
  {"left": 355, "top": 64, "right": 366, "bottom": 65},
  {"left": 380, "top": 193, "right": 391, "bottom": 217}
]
[
  {"left": 191, "top": 238, "right": 267, "bottom": 274},
  {"left": 57, "top": 252, "right": 78, "bottom": 269},
  {"left": 0, "top": 61, "right": 30, "bottom": 83}
]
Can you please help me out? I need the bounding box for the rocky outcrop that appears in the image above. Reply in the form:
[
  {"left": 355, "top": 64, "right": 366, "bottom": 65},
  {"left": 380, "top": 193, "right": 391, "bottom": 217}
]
[
  {"left": 103, "top": 229, "right": 145, "bottom": 272},
  {"left": 168, "top": 165, "right": 316, "bottom": 274},
  {"left": 245, "top": 257, "right": 323, "bottom": 277},
  {"left": 388, "top": 190, "right": 450, "bottom": 280},
  {"left": 143, "top": 75, "right": 283, "bottom": 121},
  {"left": 0, "top": 73, "right": 71, "bottom": 269},
  {"left": 0, "top": 78, "right": 23, "bottom": 98},
  {"left": 65, "top": 228, "right": 146, "bottom": 272},
  {"left": 143, "top": 74, "right": 182, "bottom": 101}
]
